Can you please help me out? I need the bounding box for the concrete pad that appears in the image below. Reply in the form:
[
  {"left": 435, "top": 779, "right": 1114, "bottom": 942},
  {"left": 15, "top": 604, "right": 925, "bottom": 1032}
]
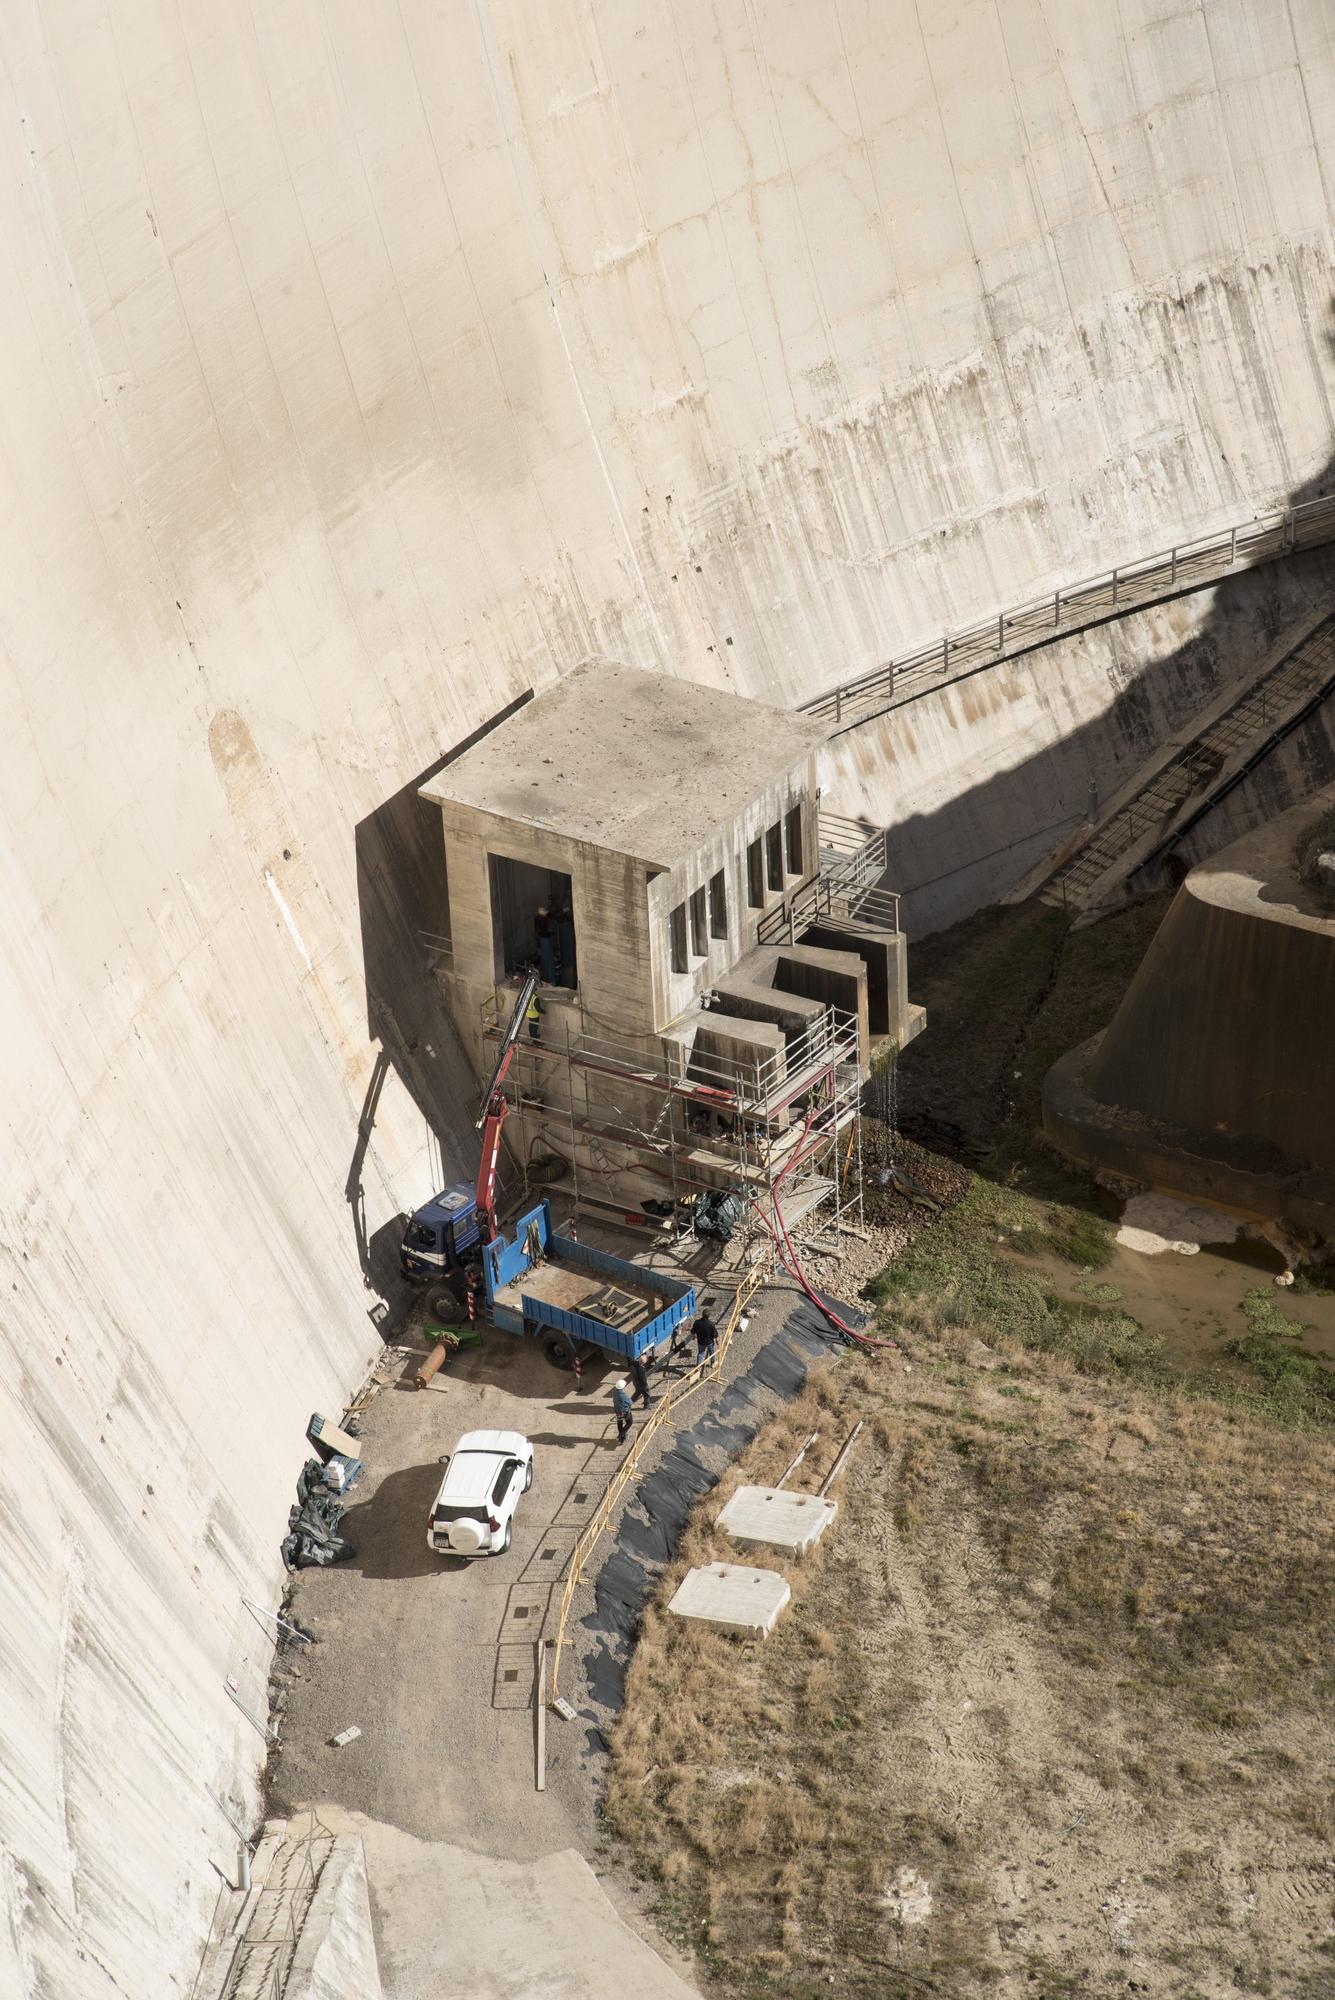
[
  {"left": 350, "top": 1812, "right": 700, "bottom": 1999},
  {"left": 716, "top": 1485, "right": 837, "bottom": 1554},
  {"left": 667, "top": 1562, "right": 791, "bottom": 1637}
]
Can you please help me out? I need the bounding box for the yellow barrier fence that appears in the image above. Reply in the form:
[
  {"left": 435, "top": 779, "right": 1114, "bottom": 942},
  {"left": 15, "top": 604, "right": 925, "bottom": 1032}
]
[{"left": 548, "top": 1252, "right": 772, "bottom": 1700}]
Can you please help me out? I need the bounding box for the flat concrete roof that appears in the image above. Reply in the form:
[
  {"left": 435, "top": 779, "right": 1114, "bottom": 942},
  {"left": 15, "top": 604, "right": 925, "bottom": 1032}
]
[{"left": 420, "top": 660, "right": 826, "bottom": 868}]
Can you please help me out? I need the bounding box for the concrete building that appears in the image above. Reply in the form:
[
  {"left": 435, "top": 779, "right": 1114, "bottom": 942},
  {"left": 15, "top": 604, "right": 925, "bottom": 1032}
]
[
  {"left": 423, "top": 659, "right": 920, "bottom": 1226},
  {"left": 3, "top": 1, "right": 1335, "bottom": 1995}
]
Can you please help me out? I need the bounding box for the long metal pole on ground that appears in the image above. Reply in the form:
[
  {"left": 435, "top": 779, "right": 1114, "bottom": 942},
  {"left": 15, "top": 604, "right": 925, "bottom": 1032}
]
[
  {"left": 535, "top": 1639, "right": 547, "bottom": 1792},
  {"left": 776, "top": 1431, "right": 819, "bottom": 1490},
  {"left": 819, "top": 1420, "right": 864, "bottom": 1497}
]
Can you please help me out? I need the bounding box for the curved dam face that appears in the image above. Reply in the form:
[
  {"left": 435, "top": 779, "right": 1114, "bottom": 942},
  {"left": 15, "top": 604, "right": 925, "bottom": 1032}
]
[
  {"left": 3, "top": 3, "right": 1335, "bottom": 1993},
  {"left": 1044, "top": 788, "right": 1335, "bottom": 1233}
]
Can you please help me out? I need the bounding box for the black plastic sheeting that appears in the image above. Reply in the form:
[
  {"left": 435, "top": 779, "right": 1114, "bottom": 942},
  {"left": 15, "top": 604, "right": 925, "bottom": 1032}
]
[{"left": 578, "top": 1287, "right": 864, "bottom": 1723}]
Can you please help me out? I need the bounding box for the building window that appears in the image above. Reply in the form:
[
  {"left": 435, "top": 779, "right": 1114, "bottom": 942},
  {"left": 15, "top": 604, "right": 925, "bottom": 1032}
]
[
  {"left": 709, "top": 869, "right": 727, "bottom": 939},
  {"left": 670, "top": 902, "right": 687, "bottom": 974},
  {"left": 766, "top": 821, "right": 784, "bottom": 892},
  {"left": 690, "top": 886, "right": 707, "bottom": 957},
  {"left": 785, "top": 805, "right": 803, "bottom": 876},
  {"left": 746, "top": 837, "right": 764, "bottom": 908}
]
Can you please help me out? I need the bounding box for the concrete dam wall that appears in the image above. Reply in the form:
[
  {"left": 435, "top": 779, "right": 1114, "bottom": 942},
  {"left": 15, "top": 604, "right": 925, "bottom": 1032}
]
[{"left": 3, "top": 2, "right": 1335, "bottom": 1994}]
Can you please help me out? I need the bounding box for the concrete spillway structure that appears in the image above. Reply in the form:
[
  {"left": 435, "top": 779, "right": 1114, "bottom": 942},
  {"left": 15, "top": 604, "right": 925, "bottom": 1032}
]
[
  {"left": 4, "top": 3, "right": 1335, "bottom": 1995},
  {"left": 1044, "top": 789, "right": 1335, "bottom": 1236}
]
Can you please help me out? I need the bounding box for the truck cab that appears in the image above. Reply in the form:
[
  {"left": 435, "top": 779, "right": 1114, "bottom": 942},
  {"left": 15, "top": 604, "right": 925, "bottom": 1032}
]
[{"left": 399, "top": 1182, "right": 482, "bottom": 1284}]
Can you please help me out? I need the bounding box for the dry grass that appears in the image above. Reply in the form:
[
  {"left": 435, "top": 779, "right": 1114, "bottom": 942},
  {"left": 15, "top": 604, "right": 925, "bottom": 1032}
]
[{"left": 604, "top": 1342, "right": 1335, "bottom": 1997}]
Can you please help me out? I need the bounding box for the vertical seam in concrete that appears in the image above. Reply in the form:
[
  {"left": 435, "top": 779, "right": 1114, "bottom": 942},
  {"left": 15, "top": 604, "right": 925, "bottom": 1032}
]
[{"left": 468, "top": 0, "right": 673, "bottom": 668}]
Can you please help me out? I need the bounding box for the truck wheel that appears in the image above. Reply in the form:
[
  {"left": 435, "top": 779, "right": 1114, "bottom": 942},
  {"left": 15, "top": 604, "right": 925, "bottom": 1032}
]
[
  {"left": 542, "top": 1335, "right": 574, "bottom": 1370},
  {"left": 426, "top": 1286, "right": 456, "bottom": 1322}
]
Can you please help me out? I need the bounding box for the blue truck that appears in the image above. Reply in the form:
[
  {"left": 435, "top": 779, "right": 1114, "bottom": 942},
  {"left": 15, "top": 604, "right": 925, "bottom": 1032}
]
[
  {"left": 400, "top": 1182, "right": 483, "bottom": 1287},
  {"left": 399, "top": 970, "right": 695, "bottom": 1367},
  {"left": 483, "top": 1199, "right": 695, "bottom": 1369},
  {"left": 402, "top": 1183, "right": 695, "bottom": 1370}
]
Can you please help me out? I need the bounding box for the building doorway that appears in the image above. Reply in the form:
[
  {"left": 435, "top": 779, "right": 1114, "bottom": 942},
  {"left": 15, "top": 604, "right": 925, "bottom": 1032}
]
[{"left": 487, "top": 854, "right": 577, "bottom": 987}]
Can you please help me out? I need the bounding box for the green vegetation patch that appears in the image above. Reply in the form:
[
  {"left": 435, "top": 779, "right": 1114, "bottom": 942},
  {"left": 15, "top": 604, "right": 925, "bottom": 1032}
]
[{"left": 1222, "top": 1287, "right": 1335, "bottom": 1421}]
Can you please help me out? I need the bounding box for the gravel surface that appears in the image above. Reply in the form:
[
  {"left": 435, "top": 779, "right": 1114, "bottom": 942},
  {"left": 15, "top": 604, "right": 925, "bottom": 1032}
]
[{"left": 263, "top": 1254, "right": 882, "bottom": 1978}]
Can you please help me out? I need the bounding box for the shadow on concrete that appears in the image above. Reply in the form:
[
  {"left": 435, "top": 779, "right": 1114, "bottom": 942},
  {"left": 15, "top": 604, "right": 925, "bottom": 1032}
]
[
  {"left": 835, "top": 398, "right": 1335, "bottom": 941},
  {"left": 526, "top": 1429, "right": 609, "bottom": 1451},
  {"left": 845, "top": 436, "right": 1335, "bottom": 1238},
  {"left": 884, "top": 539, "right": 1335, "bottom": 942},
  {"left": 349, "top": 703, "right": 535, "bottom": 1336},
  {"left": 339, "top": 1462, "right": 453, "bottom": 1580}
]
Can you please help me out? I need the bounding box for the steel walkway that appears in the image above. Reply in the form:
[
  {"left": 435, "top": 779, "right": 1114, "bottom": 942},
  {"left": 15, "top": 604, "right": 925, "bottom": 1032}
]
[{"left": 800, "top": 493, "right": 1335, "bottom": 735}]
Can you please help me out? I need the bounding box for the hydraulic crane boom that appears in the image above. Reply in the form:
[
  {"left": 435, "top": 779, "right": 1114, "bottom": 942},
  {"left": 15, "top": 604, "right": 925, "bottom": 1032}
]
[{"left": 473, "top": 970, "right": 538, "bottom": 1245}]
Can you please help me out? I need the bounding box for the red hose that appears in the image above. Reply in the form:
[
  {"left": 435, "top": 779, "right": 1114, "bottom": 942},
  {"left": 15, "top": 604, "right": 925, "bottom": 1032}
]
[{"left": 761, "top": 1111, "right": 900, "bottom": 1352}]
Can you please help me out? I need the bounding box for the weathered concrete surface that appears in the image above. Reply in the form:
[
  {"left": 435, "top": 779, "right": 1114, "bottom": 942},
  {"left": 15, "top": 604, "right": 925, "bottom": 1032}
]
[
  {"left": 287, "top": 1829, "right": 385, "bottom": 2000},
  {"left": 1044, "top": 788, "right": 1335, "bottom": 1232},
  {"left": 667, "top": 1561, "right": 792, "bottom": 1636},
  {"left": 356, "top": 1815, "right": 698, "bottom": 2000},
  {"left": 716, "top": 1484, "right": 837, "bottom": 1554},
  {"left": 4, "top": 3, "right": 1335, "bottom": 1996},
  {"left": 825, "top": 551, "right": 1335, "bottom": 935}
]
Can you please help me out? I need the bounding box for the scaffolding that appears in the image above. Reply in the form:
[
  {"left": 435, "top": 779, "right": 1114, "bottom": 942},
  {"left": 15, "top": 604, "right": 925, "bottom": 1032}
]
[{"left": 480, "top": 986, "right": 867, "bottom": 1253}]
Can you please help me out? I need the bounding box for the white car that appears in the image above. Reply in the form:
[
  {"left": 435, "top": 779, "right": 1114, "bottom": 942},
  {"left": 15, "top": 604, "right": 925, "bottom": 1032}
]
[{"left": 427, "top": 1428, "right": 534, "bottom": 1557}]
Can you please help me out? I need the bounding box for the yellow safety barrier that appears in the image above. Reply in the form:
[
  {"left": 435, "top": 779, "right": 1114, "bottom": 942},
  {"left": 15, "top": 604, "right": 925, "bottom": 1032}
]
[{"left": 548, "top": 1252, "right": 772, "bottom": 1700}]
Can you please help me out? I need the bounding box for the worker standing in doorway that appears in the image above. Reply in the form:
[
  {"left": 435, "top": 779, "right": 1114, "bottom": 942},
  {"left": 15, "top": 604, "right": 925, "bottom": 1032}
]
[
  {"left": 555, "top": 894, "right": 576, "bottom": 988},
  {"left": 611, "top": 1378, "right": 634, "bottom": 1445},
  {"left": 534, "top": 906, "right": 557, "bottom": 983}
]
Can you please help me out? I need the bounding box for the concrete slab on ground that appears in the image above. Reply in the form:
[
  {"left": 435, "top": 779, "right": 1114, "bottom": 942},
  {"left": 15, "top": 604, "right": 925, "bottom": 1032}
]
[
  {"left": 352, "top": 1812, "right": 698, "bottom": 2000},
  {"left": 716, "top": 1483, "right": 836, "bottom": 1553},
  {"left": 667, "top": 1561, "right": 791, "bottom": 1636}
]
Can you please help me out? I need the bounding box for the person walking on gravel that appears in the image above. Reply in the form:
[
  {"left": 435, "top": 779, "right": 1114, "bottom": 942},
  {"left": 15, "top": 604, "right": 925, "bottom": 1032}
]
[
  {"left": 611, "top": 1379, "right": 634, "bottom": 1445},
  {"left": 628, "top": 1348, "right": 655, "bottom": 1408},
  {"left": 692, "top": 1300, "right": 720, "bottom": 1366}
]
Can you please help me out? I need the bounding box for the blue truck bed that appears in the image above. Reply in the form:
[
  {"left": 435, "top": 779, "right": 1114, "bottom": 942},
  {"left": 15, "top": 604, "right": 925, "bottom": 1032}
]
[{"left": 483, "top": 1201, "right": 695, "bottom": 1361}]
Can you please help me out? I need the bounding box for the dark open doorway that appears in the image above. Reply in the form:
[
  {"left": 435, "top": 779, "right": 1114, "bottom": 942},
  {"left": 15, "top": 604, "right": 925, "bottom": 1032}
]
[{"left": 487, "top": 853, "right": 577, "bottom": 987}]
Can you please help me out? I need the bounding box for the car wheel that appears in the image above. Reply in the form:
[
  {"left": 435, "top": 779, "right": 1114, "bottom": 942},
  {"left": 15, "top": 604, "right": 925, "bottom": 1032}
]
[
  {"left": 524, "top": 1459, "right": 533, "bottom": 1491},
  {"left": 500, "top": 1518, "right": 513, "bottom": 1554}
]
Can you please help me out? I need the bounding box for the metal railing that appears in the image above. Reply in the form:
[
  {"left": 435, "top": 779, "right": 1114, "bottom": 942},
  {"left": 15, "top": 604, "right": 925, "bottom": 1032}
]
[
  {"left": 548, "top": 1253, "right": 772, "bottom": 1700},
  {"left": 1041, "top": 610, "right": 1335, "bottom": 908},
  {"left": 488, "top": 1000, "right": 862, "bottom": 1122},
  {"left": 217, "top": 1810, "right": 335, "bottom": 2000},
  {"left": 417, "top": 927, "right": 454, "bottom": 971},
  {"left": 759, "top": 826, "right": 899, "bottom": 944},
  {"left": 800, "top": 492, "right": 1335, "bottom": 734}
]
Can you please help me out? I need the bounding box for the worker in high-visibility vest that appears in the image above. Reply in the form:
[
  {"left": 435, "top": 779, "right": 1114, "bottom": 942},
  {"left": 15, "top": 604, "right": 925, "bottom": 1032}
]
[{"left": 526, "top": 990, "right": 543, "bottom": 1041}]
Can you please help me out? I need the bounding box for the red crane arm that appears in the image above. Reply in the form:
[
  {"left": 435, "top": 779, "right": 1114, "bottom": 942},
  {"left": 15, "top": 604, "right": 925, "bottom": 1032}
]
[
  {"left": 472, "top": 969, "right": 538, "bottom": 1245},
  {"left": 474, "top": 1092, "right": 509, "bottom": 1246}
]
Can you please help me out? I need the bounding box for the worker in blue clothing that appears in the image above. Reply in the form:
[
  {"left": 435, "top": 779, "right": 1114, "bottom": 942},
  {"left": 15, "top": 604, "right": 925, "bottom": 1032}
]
[
  {"left": 534, "top": 906, "right": 557, "bottom": 983},
  {"left": 555, "top": 893, "right": 577, "bottom": 988},
  {"left": 611, "top": 1378, "right": 634, "bottom": 1445}
]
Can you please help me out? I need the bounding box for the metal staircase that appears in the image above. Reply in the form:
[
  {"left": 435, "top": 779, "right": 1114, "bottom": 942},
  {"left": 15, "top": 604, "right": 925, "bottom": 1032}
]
[{"left": 1039, "top": 613, "right": 1335, "bottom": 913}]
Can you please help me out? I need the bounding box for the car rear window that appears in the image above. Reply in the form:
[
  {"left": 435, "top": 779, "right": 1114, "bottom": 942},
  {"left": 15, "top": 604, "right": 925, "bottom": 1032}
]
[{"left": 432, "top": 1503, "right": 481, "bottom": 1523}]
